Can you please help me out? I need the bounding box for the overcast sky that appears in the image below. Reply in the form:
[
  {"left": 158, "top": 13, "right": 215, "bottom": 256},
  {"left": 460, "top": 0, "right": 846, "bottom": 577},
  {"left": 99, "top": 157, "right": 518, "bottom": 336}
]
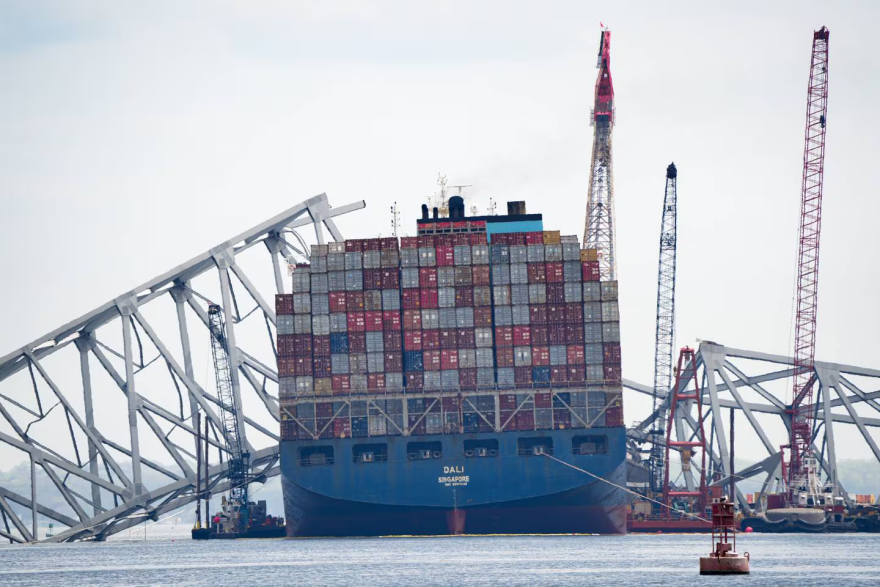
[{"left": 1, "top": 1, "right": 879, "bottom": 466}]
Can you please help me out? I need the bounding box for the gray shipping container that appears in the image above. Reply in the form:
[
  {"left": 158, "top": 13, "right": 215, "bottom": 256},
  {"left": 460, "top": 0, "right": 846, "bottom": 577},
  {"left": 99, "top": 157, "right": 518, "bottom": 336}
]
[
  {"left": 418, "top": 247, "right": 436, "bottom": 267},
  {"left": 602, "top": 300, "right": 620, "bottom": 322},
  {"left": 424, "top": 371, "right": 441, "bottom": 390},
  {"left": 310, "top": 273, "right": 329, "bottom": 294},
  {"left": 297, "top": 402, "right": 316, "bottom": 418},
  {"left": 441, "top": 370, "right": 459, "bottom": 389},
  {"left": 493, "top": 286, "right": 511, "bottom": 306},
  {"left": 563, "top": 261, "right": 581, "bottom": 282},
  {"left": 570, "top": 407, "right": 588, "bottom": 428},
  {"left": 476, "top": 347, "right": 494, "bottom": 368},
  {"left": 292, "top": 272, "right": 310, "bottom": 293},
  {"left": 439, "top": 308, "right": 457, "bottom": 329},
  {"left": 437, "top": 266, "right": 455, "bottom": 287},
  {"left": 327, "top": 253, "right": 345, "bottom": 271},
  {"left": 454, "top": 245, "right": 472, "bottom": 265},
  {"left": 351, "top": 374, "right": 368, "bottom": 392},
  {"left": 364, "top": 290, "right": 382, "bottom": 311},
  {"left": 331, "top": 354, "right": 350, "bottom": 375},
  {"left": 601, "top": 281, "right": 619, "bottom": 301},
  {"left": 456, "top": 307, "right": 475, "bottom": 328},
  {"left": 588, "top": 391, "right": 607, "bottom": 408},
  {"left": 345, "top": 270, "right": 363, "bottom": 291},
  {"left": 583, "top": 281, "right": 601, "bottom": 302},
  {"left": 386, "top": 373, "right": 404, "bottom": 391},
  {"left": 277, "top": 315, "right": 294, "bottom": 335},
  {"left": 497, "top": 367, "right": 515, "bottom": 387},
  {"left": 509, "top": 245, "right": 528, "bottom": 264},
  {"left": 400, "top": 248, "right": 419, "bottom": 267},
  {"left": 328, "top": 242, "right": 345, "bottom": 254},
  {"left": 494, "top": 305, "right": 512, "bottom": 326},
  {"left": 527, "top": 244, "right": 545, "bottom": 263},
  {"left": 293, "top": 293, "right": 311, "bottom": 314},
  {"left": 544, "top": 244, "right": 562, "bottom": 262},
  {"left": 585, "top": 323, "right": 604, "bottom": 344},
  {"left": 514, "top": 346, "right": 532, "bottom": 367},
  {"left": 509, "top": 263, "right": 528, "bottom": 285},
  {"left": 363, "top": 250, "right": 381, "bottom": 269},
  {"left": 350, "top": 353, "right": 368, "bottom": 375},
  {"left": 474, "top": 287, "right": 492, "bottom": 306},
  {"left": 529, "top": 283, "right": 547, "bottom": 304},
  {"left": 401, "top": 267, "right": 420, "bottom": 288},
  {"left": 472, "top": 245, "right": 489, "bottom": 264},
  {"left": 602, "top": 322, "right": 621, "bottom": 343},
  {"left": 512, "top": 305, "right": 530, "bottom": 325},
  {"left": 549, "top": 345, "right": 568, "bottom": 366},
  {"left": 535, "top": 409, "right": 552, "bottom": 430},
  {"left": 330, "top": 313, "right": 348, "bottom": 332},
  {"left": 426, "top": 413, "right": 443, "bottom": 435},
  {"left": 310, "top": 256, "right": 328, "bottom": 274},
  {"left": 585, "top": 343, "right": 604, "bottom": 364},
  {"left": 279, "top": 377, "right": 296, "bottom": 395},
  {"left": 311, "top": 244, "right": 329, "bottom": 257},
  {"left": 458, "top": 349, "right": 476, "bottom": 369},
  {"left": 312, "top": 315, "right": 330, "bottom": 336},
  {"left": 328, "top": 271, "right": 346, "bottom": 291},
  {"left": 350, "top": 400, "right": 367, "bottom": 417},
  {"left": 475, "top": 328, "right": 493, "bottom": 348},
  {"left": 584, "top": 301, "right": 602, "bottom": 322},
  {"left": 380, "top": 250, "right": 399, "bottom": 268},
  {"left": 438, "top": 287, "right": 456, "bottom": 308},
  {"left": 492, "top": 265, "right": 511, "bottom": 286},
  {"left": 369, "top": 415, "right": 387, "bottom": 436},
  {"left": 477, "top": 367, "right": 495, "bottom": 386},
  {"left": 345, "top": 252, "right": 363, "bottom": 270},
  {"left": 422, "top": 309, "right": 440, "bottom": 330},
  {"left": 294, "top": 315, "right": 312, "bottom": 334},
  {"left": 562, "top": 243, "right": 581, "bottom": 261},
  {"left": 366, "top": 332, "right": 385, "bottom": 353},
  {"left": 564, "top": 282, "right": 582, "bottom": 303},
  {"left": 382, "top": 289, "right": 401, "bottom": 310},
  {"left": 454, "top": 266, "right": 472, "bottom": 286},
  {"left": 511, "top": 284, "right": 529, "bottom": 306}
]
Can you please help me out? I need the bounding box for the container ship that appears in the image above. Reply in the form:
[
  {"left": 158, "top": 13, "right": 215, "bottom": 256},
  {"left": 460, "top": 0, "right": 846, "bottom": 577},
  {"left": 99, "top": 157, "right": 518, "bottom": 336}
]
[{"left": 276, "top": 197, "right": 627, "bottom": 536}]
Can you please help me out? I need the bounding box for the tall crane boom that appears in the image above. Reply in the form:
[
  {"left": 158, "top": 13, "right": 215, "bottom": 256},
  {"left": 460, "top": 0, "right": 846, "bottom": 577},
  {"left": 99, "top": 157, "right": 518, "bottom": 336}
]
[
  {"left": 583, "top": 28, "right": 617, "bottom": 280},
  {"left": 788, "top": 27, "right": 829, "bottom": 497},
  {"left": 650, "top": 163, "right": 678, "bottom": 493},
  {"left": 208, "top": 303, "right": 251, "bottom": 531}
]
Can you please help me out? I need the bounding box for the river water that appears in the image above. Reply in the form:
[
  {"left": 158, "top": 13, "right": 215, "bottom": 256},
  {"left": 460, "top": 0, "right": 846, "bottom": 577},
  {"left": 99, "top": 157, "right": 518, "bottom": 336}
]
[{"left": 1, "top": 528, "right": 878, "bottom": 586}]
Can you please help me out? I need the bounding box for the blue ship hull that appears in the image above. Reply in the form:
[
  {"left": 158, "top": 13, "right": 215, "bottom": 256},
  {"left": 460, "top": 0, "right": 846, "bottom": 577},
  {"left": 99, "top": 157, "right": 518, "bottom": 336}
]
[{"left": 281, "top": 427, "right": 627, "bottom": 536}]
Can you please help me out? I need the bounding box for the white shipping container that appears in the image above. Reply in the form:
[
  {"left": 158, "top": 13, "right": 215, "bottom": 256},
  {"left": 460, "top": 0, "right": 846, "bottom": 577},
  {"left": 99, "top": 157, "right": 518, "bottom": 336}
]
[
  {"left": 421, "top": 309, "right": 440, "bottom": 329},
  {"left": 476, "top": 348, "right": 494, "bottom": 367},
  {"left": 458, "top": 349, "right": 476, "bottom": 369},
  {"left": 438, "top": 287, "right": 456, "bottom": 308},
  {"left": 418, "top": 247, "right": 436, "bottom": 267},
  {"left": 514, "top": 346, "right": 533, "bottom": 367},
  {"left": 296, "top": 376, "right": 314, "bottom": 393},
  {"left": 437, "top": 266, "right": 455, "bottom": 287},
  {"left": 475, "top": 328, "right": 494, "bottom": 348},
  {"left": 328, "top": 242, "right": 346, "bottom": 254},
  {"left": 311, "top": 244, "right": 329, "bottom": 257},
  {"left": 529, "top": 284, "right": 547, "bottom": 304},
  {"left": 311, "top": 315, "right": 330, "bottom": 336},
  {"left": 471, "top": 245, "right": 490, "bottom": 264},
  {"left": 294, "top": 315, "right": 312, "bottom": 334},
  {"left": 277, "top": 315, "right": 294, "bottom": 335},
  {"left": 369, "top": 415, "right": 387, "bottom": 436}
]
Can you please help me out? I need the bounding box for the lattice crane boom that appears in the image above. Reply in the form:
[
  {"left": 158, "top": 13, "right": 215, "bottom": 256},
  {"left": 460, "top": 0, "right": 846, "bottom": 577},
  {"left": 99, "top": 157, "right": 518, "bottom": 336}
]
[
  {"left": 650, "top": 163, "right": 678, "bottom": 493},
  {"left": 583, "top": 28, "right": 617, "bottom": 280},
  {"left": 788, "top": 27, "right": 830, "bottom": 497}
]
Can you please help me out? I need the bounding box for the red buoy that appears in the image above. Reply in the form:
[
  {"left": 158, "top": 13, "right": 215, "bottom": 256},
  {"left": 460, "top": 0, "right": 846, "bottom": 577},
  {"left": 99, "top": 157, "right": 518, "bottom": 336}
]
[{"left": 699, "top": 498, "right": 750, "bottom": 575}]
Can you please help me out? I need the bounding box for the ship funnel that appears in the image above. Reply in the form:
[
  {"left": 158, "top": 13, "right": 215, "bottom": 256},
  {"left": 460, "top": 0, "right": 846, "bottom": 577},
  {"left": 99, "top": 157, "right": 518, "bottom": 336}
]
[
  {"left": 432, "top": 207, "right": 439, "bottom": 219},
  {"left": 421, "top": 204, "right": 429, "bottom": 220},
  {"left": 448, "top": 196, "right": 465, "bottom": 219},
  {"left": 507, "top": 201, "right": 527, "bottom": 216}
]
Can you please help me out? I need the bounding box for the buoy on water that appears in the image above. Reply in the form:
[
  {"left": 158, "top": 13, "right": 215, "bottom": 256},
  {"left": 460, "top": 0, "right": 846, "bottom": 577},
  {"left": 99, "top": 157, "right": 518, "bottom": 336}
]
[
  {"left": 745, "top": 526, "right": 753, "bottom": 533},
  {"left": 699, "top": 497, "right": 750, "bottom": 575}
]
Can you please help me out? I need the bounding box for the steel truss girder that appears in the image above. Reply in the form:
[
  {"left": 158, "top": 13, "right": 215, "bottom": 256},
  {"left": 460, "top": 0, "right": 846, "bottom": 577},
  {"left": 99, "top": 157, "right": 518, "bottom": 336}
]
[
  {"left": 0, "top": 193, "right": 363, "bottom": 543},
  {"left": 626, "top": 342, "right": 880, "bottom": 513}
]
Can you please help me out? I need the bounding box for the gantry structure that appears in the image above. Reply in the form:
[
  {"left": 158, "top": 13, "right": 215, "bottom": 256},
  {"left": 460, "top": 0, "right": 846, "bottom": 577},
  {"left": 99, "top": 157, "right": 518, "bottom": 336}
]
[{"left": 0, "top": 193, "right": 363, "bottom": 543}]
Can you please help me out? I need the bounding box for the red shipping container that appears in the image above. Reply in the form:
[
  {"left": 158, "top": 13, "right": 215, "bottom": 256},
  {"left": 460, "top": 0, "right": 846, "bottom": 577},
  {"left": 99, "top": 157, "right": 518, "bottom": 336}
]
[
  {"left": 380, "top": 237, "right": 398, "bottom": 251},
  {"left": 313, "top": 335, "right": 331, "bottom": 356},
  {"left": 550, "top": 366, "right": 567, "bottom": 383},
  {"left": 528, "top": 263, "right": 547, "bottom": 283},
  {"left": 496, "top": 347, "right": 514, "bottom": 367},
  {"left": 548, "top": 324, "right": 567, "bottom": 345},
  {"left": 545, "top": 262, "right": 564, "bottom": 283},
  {"left": 403, "top": 309, "right": 422, "bottom": 330},
  {"left": 334, "top": 418, "right": 352, "bottom": 439},
  {"left": 517, "top": 410, "right": 535, "bottom": 430},
  {"left": 604, "top": 365, "right": 622, "bottom": 383},
  {"left": 404, "top": 330, "right": 423, "bottom": 351},
  {"left": 472, "top": 307, "right": 491, "bottom": 327},
  {"left": 442, "top": 397, "right": 461, "bottom": 411},
  {"left": 418, "top": 235, "right": 436, "bottom": 248},
  {"left": 546, "top": 283, "right": 565, "bottom": 304},
  {"left": 500, "top": 411, "right": 517, "bottom": 431},
  {"left": 364, "top": 238, "right": 381, "bottom": 251},
  {"left": 513, "top": 325, "right": 531, "bottom": 346},
  {"left": 275, "top": 294, "right": 294, "bottom": 315},
  {"left": 381, "top": 269, "right": 400, "bottom": 289},
  {"left": 347, "top": 312, "right": 366, "bottom": 332},
  {"left": 554, "top": 410, "right": 571, "bottom": 430},
  {"left": 567, "top": 365, "right": 586, "bottom": 382},
  {"left": 457, "top": 328, "right": 475, "bottom": 349},
  {"left": 495, "top": 326, "right": 513, "bottom": 347},
  {"left": 529, "top": 325, "right": 548, "bottom": 347},
  {"left": 547, "top": 305, "right": 565, "bottom": 324},
  {"left": 278, "top": 356, "right": 295, "bottom": 377},
  {"left": 384, "top": 352, "right": 403, "bottom": 372},
  {"left": 530, "top": 305, "right": 548, "bottom": 325},
  {"left": 455, "top": 287, "right": 474, "bottom": 307},
  {"left": 384, "top": 330, "right": 402, "bottom": 351},
  {"left": 603, "top": 343, "right": 622, "bottom": 364},
  {"left": 419, "top": 268, "right": 438, "bottom": 288},
  {"left": 439, "top": 329, "right": 456, "bottom": 350},
  {"left": 459, "top": 368, "right": 477, "bottom": 389},
  {"left": 534, "top": 392, "right": 552, "bottom": 408},
  {"left": 277, "top": 334, "right": 295, "bottom": 356},
  {"left": 331, "top": 375, "right": 351, "bottom": 393},
  {"left": 606, "top": 405, "right": 624, "bottom": 427},
  {"left": 293, "top": 334, "right": 312, "bottom": 355},
  {"left": 532, "top": 346, "right": 550, "bottom": 366},
  {"left": 567, "top": 345, "right": 585, "bottom": 364},
  {"left": 420, "top": 288, "right": 439, "bottom": 309},
  {"left": 382, "top": 310, "right": 401, "bottom": 330},
  {"left": 500, "top": 394, "right": 517, "bottom": 410},
  {"left": 515, "top": 366, "right": 533, "bottom": 385},
  {"left": 582, "top": 261, "right": 600, "bottom": 281},
  {"left": 469, "top": 232, "right": 488, "bottom": 246},
  {"left": 347, "top": 291, "right": 365, "bottom": 311},
  {"left": 329, "top": 291, "right": 347, "bottom": 313},
  {"left": 509, "top": 232, "right": 527, "bottom": 246},
  {"left": 436, "top": 234, "right": 454, "bottom": 246},
  {"left": 525, "top": 231, "right": 544, "bottom": 245},
  {"left": 401, "top": 236, "right": 419, "bottom": 249},
  {"left": 345, "top": 239, "right": 363, "bottom": 252},
  {"left": 472, "top": 265, "right": 491, "bottom": 286},
  {"left": 567, "top": 322, "right": 585, "bottom": 343},
  {"left": 365, "top": 311, "right": 384, "bottom": 332},
  {"left": 422, "top": 329, "right": 440, "bottom": 350},
  {"left": 440, "top": 349, "right": 459, "bottom": 370},
  {"left": 316, "top": 402, "right": 334, "bottom": 418},
  {"left": 424, "top": 350, "right": 441, "bottom": 370},
  {"left": 436, "top": 246, "right": 455, "bottom": 267},
  {"left": 349, "top": 332, "right": 366, "bottom": 353},
  {"left": 402, "top": 289, "right": 422, "bottom": 310},
  {"left": 313, "top": 356, "right": 332, "bottom": 377},
  {"left": 364, "top": 269, "right": 383, "bottom": 290},
  {"left": 452, "top": 233, "right": 468, "bottom": 246},
  {"left": 566, "top": 303, "right": 584, "bottom": 323}
]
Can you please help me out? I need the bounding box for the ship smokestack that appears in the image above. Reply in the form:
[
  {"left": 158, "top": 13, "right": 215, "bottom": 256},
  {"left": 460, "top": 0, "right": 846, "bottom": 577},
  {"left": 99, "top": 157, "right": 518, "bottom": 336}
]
[
  {"left": 448, "top": 196, "right": 465, "bottom": 219},
  {"left": 432, "top": 207, "right": 439, "bottom": 219},
  {"left": 507, "top": 201, "right": 527, "bottom": 216},
  {"left": 421, "top": 204, "right": 429, "bottom": 220}
]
